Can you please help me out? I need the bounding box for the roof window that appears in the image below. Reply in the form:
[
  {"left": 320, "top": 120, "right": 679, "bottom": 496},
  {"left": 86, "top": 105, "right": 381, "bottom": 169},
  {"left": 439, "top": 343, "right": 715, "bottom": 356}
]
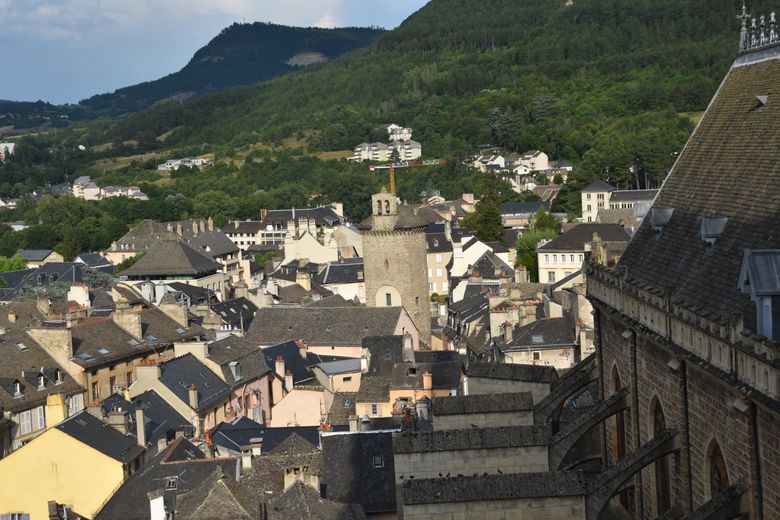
[
  {"left": 650, "top": 208, "right": 673, "bottom": 236},
  {"left": 701, "top": 217, "right": 728, "bottom": 248}
]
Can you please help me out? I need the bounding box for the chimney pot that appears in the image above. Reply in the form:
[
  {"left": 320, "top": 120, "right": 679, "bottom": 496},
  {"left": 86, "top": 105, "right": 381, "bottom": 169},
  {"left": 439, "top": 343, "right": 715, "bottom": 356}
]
[{"left": 188, "top": 384, "right": 198, "bottom": 409}]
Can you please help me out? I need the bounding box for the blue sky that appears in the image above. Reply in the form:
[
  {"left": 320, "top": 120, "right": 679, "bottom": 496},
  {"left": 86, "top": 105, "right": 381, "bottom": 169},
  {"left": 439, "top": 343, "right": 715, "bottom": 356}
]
[{"left": 0, "top": 0, "right": 429, "bottom": 104}]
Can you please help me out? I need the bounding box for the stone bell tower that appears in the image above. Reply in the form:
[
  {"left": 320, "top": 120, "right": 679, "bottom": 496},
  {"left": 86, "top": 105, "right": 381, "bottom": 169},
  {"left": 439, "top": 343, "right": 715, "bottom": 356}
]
[{"left": 360, "top": 189, "right": 431, "bottom": 344}]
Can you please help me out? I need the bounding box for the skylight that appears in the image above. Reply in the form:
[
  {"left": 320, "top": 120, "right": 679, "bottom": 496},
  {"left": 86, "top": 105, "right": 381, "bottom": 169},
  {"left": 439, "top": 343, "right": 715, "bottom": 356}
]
[
  {"left": 531, "top": 335, "right": 544, "bottom": 344},
  {"left": 144, "top": 335, "right": 158, "bottom": 342},
  {"left": 97, "top": 348, "right": 110, "bottom": 355},
  {"left": 77, "top": 352, "right": 94, "bottom": 360},
  {"left": 16, "top": 343, "right": 28, "bottom": 351}
]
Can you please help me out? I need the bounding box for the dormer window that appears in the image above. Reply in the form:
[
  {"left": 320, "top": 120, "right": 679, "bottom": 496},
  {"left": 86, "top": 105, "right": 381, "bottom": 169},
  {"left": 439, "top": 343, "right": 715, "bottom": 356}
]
[
  {"left": 12, "top": 380, "right": 22, "bottom": 398},
  {"left": 650, "top": 208, "right": 673, "bottom": 236},
  {"left": 229, "top": 361, "right": 242, "bottom": 381},
  {"left": 700, "top": 217, "right": 728, "bottom": 248},
  {"left": 739, "top": 250, "right": 780, "bottom": 341},
  {"left": 55, "top": 370, "right": 63, "bottom": 385},
  {"left": 37, "top": 374, "right": 46, "bottom": 390}
]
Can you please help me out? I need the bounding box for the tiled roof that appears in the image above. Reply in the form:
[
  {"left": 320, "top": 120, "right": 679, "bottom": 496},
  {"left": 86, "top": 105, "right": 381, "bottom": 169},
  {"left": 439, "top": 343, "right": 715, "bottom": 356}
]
[
  {"left": 538, "top": 223, "right": 630, "bottom": 252},
  {"left": 100, "top": 389, "right": 192, "bottom": 446},
  {"left": 262, "top": 340, "right": 348, "bottom": 385},
  {"left": 210, "top": 298, "right": 257, "bottom": 331},
  {"left": 327, "top": 392, "right": 358, "bottom": 426},
  {"left": 500, "top": 200, "right": 544, "bottom": 215},
  {"left": 17, "top": 249, "right": 54, "bottom": 261},
  {"left": 113, "top": 219, "right": 177, "bottom": 250},
  {"left": 247, "top": 307, "right": 403, "bottom": 346},
  {"left": 615, "top": 46, "right": 780, "bottom": 329},
  {"left": 206, "top": 335, "right": 271, "bottom": 384},
  {"left": 504, "top": 317, "right": 576, "bottom": 350},
  {"left": 122, "top": 240, "right": 220, "bottom": 277},
  {"left": 187, "top": 230, "right": 239, "bottom": 258},
  {"left": 173, "top": 467, "right": 255, "bottom": 519},
  {"left": 159, "top": 354, "right": 231, "bottom": 412},
  {"left": 312, "top": 260, "right": 364, "bottom": 285},
  {"left": 609, "top": 189, "right": 658, "bottom": 203},
  {"left": 581, "top": 180, "right": 616, "bottom": 193},
  {"left": 466, "top": 361, "right": 558, "bottom": 384},
  {"left": 210, "top": 416, "right": 320, "bottom": 454},
  {"left": 267, "top": 481, "right": 366, "bottom": 519},
  {"left": 56, "top": 411, "right": 145, "bottom": 464}
]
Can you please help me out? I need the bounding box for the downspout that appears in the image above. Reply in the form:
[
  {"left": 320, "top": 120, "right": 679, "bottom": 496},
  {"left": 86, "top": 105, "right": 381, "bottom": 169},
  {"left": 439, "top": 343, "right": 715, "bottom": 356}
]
[{"left": 751, "top": 402, "right": 764, "bottom": 520}]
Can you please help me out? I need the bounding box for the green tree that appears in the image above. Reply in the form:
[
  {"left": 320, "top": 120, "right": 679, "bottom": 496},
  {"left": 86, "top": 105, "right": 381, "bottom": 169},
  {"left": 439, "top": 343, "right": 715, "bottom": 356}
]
[
  {"left": 462, "top": 194, "right": 503, "bottom": 242},
  {"left": 515, "top": 229, "right": 559, "bottom": 282},
  {"left": 0, "top": 255, "right": 28, "bottom": 272},
  {"left": 115, "top": 252, "right": 145, "bottom": 274},
  {"left": 529, "top": 207, "right": 561, "bottom": 233}
]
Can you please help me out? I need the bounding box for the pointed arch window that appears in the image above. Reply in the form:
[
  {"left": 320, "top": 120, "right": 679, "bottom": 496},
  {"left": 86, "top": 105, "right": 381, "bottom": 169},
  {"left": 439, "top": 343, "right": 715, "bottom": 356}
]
[
  {"left": 652, "top": 398, "right": 672, "bottom": 514},
  {"left": 708, "top": 441, "right": 729, "bottom": 500}
]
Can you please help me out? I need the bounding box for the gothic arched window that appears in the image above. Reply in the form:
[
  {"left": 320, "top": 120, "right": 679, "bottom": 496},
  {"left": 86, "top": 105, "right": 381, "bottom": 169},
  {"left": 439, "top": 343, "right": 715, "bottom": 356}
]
[{"left": 652, "top": 397, "right": 672, "bottom": 514}]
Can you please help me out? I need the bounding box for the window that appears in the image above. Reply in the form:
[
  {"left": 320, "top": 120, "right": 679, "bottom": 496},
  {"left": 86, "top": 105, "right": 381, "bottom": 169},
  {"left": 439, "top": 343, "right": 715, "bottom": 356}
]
[
  {"left": 548, "top": 272, "right": 556, "bottom": 282},
  {"left": 544, "top": 255, "right": 549, "bottom": 263},
  {"left": 37, "top": 375, "right": 45, "bottom": 390},
  {"left": 579, "top": 254, "right": 584, "bottom": 262},
  {"left": 165, "top": 476, "right": 178, "bottom": 490},
  {"left": 533, "top": 352, "right": 541, "bottom": 361},
  {"left": 126, "top": 371, "right": 134, "bottom": 386},
  {"left": 370, "top": 404, "right": 378, "bottom": 415},
  {"left": 109, "top": 376, "right": 116, "bottom": 390},
  {"left": 587, "top": 194, "right": 591, "bottom": 200},
  {"left": 435, "top": 254, "right": 442, "bottom": 263},
  {"left": 427, "top": 269, "right": 432, "bottom": 277},
  {"left": 19, "top": 411, "right": 32, "bottom": 435},
  {"left": 342, "top": 376, "right": 352, "bottom": 383},
  {"left": 708, "top": 442, "right": 729, "bottom": 500},
  {"left": 373, "top": 455, "right": 384, "bottom": 468},
  {"left": 91, "top": 382, "right": 100, "bottom": 401},
  {"left": 442, "top": 281, "right": 449, "bottom": 292},
  {"left": 570, "top": 255, "right": 575, "bottom": 263},
  {"left": 1, "top": 514, "right": 31, "bottom": 520},
  {"left": 428, "top": 283, "right": 434, "bottom": 292},
  {"left": 36, "top": 406, "right": 45, "bottom": 430},
  {"left": 436, "top": 268, "right": 442, "bottom": 278},
  {"left": 55, "top": 370, "right": 63, "bottom": 385},
  {"left": 385, "top": 293, "right": 392, "bottom": 306},
  {"left": 587, "top": 204, "right": 592, "bottom": 211},
  {"left": 13, "top": 381, "right": 22, "bottom": 397}
]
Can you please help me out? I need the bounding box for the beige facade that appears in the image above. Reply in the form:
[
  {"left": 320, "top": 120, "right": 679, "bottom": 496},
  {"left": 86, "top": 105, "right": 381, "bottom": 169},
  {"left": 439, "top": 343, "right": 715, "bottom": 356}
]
[
  {"left": 581, "top": 189, "right": 611, "bottom": 223},
  {"left": 537, "top": 249, "right": 583, "bottom": 284},
  {"left": 427, "top": 250, "right": 452, "bottom": 296},
  {"left": 269, "top": 388, "right": 332, "bottom": 427}
]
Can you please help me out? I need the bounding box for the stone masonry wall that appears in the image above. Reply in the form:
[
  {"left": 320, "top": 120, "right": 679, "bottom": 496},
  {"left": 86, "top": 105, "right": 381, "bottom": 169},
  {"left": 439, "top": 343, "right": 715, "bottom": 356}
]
[
  {"left": 403, "top": 495, "right": 586, "bottom": 520},
  {"left": 363, "top": 229, "right": 431, "bottom": 343},
  {"left": 433, "top": 411, "right": 533, "bottom": 430},
  {"left": 394, "top": 446, "right": 549, "bottom": 482},
  {"left": 758, "top": 406, "right": 780, "bottom": 519}
]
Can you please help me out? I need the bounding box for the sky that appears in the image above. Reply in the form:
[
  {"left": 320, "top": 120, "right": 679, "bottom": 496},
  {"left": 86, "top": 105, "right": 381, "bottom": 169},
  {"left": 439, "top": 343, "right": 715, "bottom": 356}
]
[{"left": 0, "top": 0, "right": 430, "bottom": 105}]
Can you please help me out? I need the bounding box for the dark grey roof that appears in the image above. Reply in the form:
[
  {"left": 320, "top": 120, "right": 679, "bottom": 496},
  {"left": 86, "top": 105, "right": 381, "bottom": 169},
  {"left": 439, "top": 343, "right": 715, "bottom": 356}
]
[
  {"left": 267, "top": 481, "right": 366, "bottom": 519},
  {"left": 205, "top": 334, "right": 271, "bottom": 384},
  {"left": 505, "top": 317, "right": 576, "bottom": 350},
  {"left": 326, "top": 392, "right": 358, "bottom": 426},
  {"left": 187, "top": 230, "right": 239, "bottom": 259},
  {"left": 0, "top": 263, "right": 84, "bottom": 300},
  {"left": 609, "top": 189, "right": 658, "bottom": 203},
  {"left": 222, "top": 220, "right": 267, "bottom": 234},
  {"left": 17, "top": 249, "right": 55, "bottom": 261},
  {"left": 210, "top": 416, "right": 320, "bottom": 453},
  {"left": 316, "top": 358, "right": 362, "bottom": 375},
  {"left": 173, "top": 466, "right": 255, "bottom": 519},
  {"left": 469, "top": 250, "right": 513, "bottom": 278},
  {"left": 401, "top": 471, "right": 587, "bottom": 505},
  {"left": 432, "top": 392, "right": 534, "bottom": 416},
  {"left": 500, "top": 201, "right": 544, "bottom": 215},
  {"left": 166, "top": 282, "right": 212, "bottom": 303},
  {"left": 56, "top": 411, "right": 145, "bottom": 464},
  {"left": 550, "top": 270, "right": 583, "bottom": 291},
  {"left": 426, "top": 233, "right": 453, "bottom": 253},
  {"left": 306, "top": 294, "right": 359, "bottom": 308},
  {"left": 413, "top": 350, "right": 460, "bottom": 364},
  {"left": 261, "top": 206, "right": 342, "bottom": 228},
  {"left": 615, "top": 49, "right": 780, "bottom": 331},
  {"left": 321, "top": 431, "right": 396, "bottom": 513},
  {"left": 96, "top": 438, "right": 238, "bottom": 520},
  {"left": 248, "top": 307, "right": 403, "bottom": 346},
  {"left": 75, "top": 253, "right": 111, "bottom": 268},
  {"left": 394, "top": 424, "right": 550, "bottom": 454},
  {"left": 581, "top": 179, "right": 616, "bottom": 193},
  {"left": 159, "top": 354, "right": 231, "bottom": 412},
  {"left": 122, "top": 240, "right": 220, "bottom": 277},
  {"left": 113, "top": 220, "right": 177, "bottom": 251},
  {"left": 312, "top": 260, "right": 364, "bottom": 285},
  {"left": 263, "top": 340, "right": 348, "bottom": 385},
  {"left": 210, "top": 298, "right": 257, "bottom": 331},
  {"left": 538, "top": 224, "right": 630, "bottom": 252},
  {"left": 388, "top": 360, "right": 462, "bottom": 391},
  {"left": 449, "top": 293, "right": 489, "bottom": 323},
  {"left": 100, "top": 389, "right": 192, "bottom": 446},
  {"left": 466, "top": 361, "right": 558, "bottom": 384}
]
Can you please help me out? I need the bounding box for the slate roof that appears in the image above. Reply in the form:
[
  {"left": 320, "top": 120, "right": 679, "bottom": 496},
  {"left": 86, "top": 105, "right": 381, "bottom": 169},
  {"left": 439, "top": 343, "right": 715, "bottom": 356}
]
[
  {"left": 401, "top": 471, "right": 587, "bottom": 505},
  {"left": 172, "top": 467, "right": 255, "bottom": 519},
  {"left": 581, "top": 180, "right": 616, "bottom": 193},
  {"left": 248, "top": 307, "right": 404, "bottom": 346},
  {"left": 210, "top": 416, "right": 320, "bottom": 453},
  {"left": 222, "top": 220, "right": 267, "bottom": 234},
  {"left": 615, "top": 46, "right": 780, "bottom": 331},
  {"left": 470, "top": 250, "right": 513, "bottom": 278},
  {"left": 260, "top": 206, "right": 342, "bottom": 228},
  {"left": 0, "top": 263, "right": 84, "bottom": 300},
  {"left": 609, "top": 189, "right": 658, "bottom": 203},
  {"left": 500, "top": 201, "right": 544, "bottom": 215},
  {"left": 538, "top": 223, "right": 630, "bottom": 252},
  {"left": 17, "top": 249, "right": 55, "bottom": 261},
  {"left": 389, "top": 361, "right": 462, "bottom": 391},
  {"left": 466, "top": 361, "right": 558, "bottom": 384},
  {"left": 504, "top": 317, "right": 576, "bottom": 350},
  {"left": 267, "top": 481, "right": 366, "bottom": 519},
  {"left": 432, "top": 392, "right": 534, "bottom": 416},
  {"left": 394, "top": 424, "right": 550, "bottom": 454},
  {"left": 449, "top": 292, "right": 489, "bottom": 322},
  {"left": 186, "top": 230, "right": 239, "bottom": 259},
  {"left": 159, "top": 354, "right": 231, "bottom": 412},
  {"left": 121, "top": 240, "right": 220, "bottom": 277},
  {"left": 263, "top": 340, "right": 349, "bottom": 385},
  {"left": 210, "top": 298, "right": 257, "bottom": 331},
  {"left": 95, "top": 437, "right": 239, "bottom": 520},
  {"left": 75, "top": 253, "right": 111, "bottom": 268},
  {"left": 56, "top": 411, "right": 145, "bottom": 464},
  {"left": 0, "top": 304, "right": 84, "bottom": 413},
  {"left": 327, "top": 392, "right": 358, "bottom": 426},
  {"left": 306, "top": 294, "right": 359, "bottom": 308},
  {"left": 312, "top": 260, "right": 364, "bottom": 285},
  {"left": 113, "top": 219, "right": 178, "bottom": 251},
  {"left": 166, "top": 282, "right": 212, "bottom": 304},
  {"left": 316, "top": 358, "right": 362, "bottom": 375},
  {"left": 100, "top": 390, "right": 192, "bottom": 446},
  {"left": 321, "top": 431, "right": 397, "bottom": 513},
  {"left": 426, "top": 232, "right": 453, "bottom": 253},
  {"left": 205, "top": 334, "right": 271, "bottom": 384}
]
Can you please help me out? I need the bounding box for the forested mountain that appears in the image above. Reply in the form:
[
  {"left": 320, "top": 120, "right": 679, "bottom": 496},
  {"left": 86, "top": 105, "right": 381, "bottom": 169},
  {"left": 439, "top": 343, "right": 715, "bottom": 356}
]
[
  {"left": 100, "top": 0, "right": 770, "bottom": 191},
  {"left": 0, "top": 23, "right": 384, "bottom": 130},
  {"left": 79, "top": 23, "right": 385, "bottom": 117}
]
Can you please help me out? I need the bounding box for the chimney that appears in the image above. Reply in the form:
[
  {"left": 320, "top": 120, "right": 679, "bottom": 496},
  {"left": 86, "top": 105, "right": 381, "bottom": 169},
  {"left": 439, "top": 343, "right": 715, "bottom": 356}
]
[
  {"left": 37, "top": 297, "right": 51, "bottom": 317},
  {"left": 241, "top": 448, "right": 253, "bottom": 471},
  {"left": 207, "top": 217, "right": 214, "bottom": 231},
  {"left": 348, "top": 414, "right": 359, "bottom": 432},
  {"left": 158, "top": 298, "right": 189, "bottom": 328},
  {"left": 67, "top": 284, "right": 90, "bottom": 309},
  {"left": 296, "top": 269, "right": 311, "bottom": 292},
  {"left": 504, "top": 322, "right": 513, "bottom": 343},
  {"left": 28, "top": 325, "right": 73, "bottom": 361},
  {"left": 45, "top": 394, "right": 67, "bottom": 426},
  {"left": 108, "top": 407, "right": 130, "bottom": 435},
  {"left": 148, "top": 489, "right": 166, "bottom": 520},
  {"left": 188, "top": 384, "right": 199, "bottom": 409},
  {"left": 136, "top": 359, "right": 161, "bottom": 382},
  {"left": 7, "top": 310, "right": 16, "bottom": 323},
  {"left": 113, "top": 304, "right": 143, "bottom": 339},
  {"left": 275, "top": 356, "right": 285, "bottom": 378},
  {"left": 176, "top": 223, "right": 183, "bottom": 236},
  {"left": 260, "top": 208, "right": 268, "bottom": 221},
  {"left": 360, "top": 414, "right": 370, "bottom": 432},
  {"left": 285, "top": 369, "right": 293, "bottom": 391},
  {"left": 422, "top": 372, "right": 433, "bottom": 391},
  {"left": 136, "top": 406, "right": 146, "bottom": 448},
  {"left": 403, "top": 334, "right": 414, "bottom": 363},
  {"left": 296, "top": 339, "right": 307, "bottom": 359}
]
